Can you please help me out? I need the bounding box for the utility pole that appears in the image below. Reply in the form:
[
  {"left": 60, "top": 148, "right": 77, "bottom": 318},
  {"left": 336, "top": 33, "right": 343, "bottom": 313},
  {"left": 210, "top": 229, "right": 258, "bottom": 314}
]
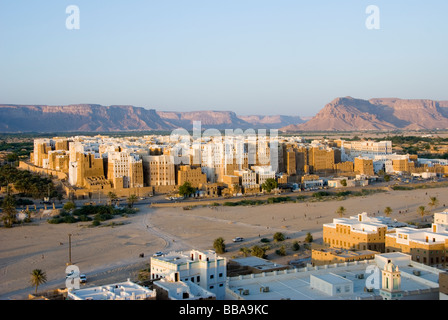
[{"left": 68, "top": 233, "right": 72, "bottom": 265}]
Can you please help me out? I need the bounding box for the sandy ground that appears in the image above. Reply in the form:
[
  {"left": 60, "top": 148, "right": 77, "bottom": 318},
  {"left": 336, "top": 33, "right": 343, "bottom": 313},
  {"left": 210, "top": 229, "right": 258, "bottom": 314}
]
[{"left": 1, "top": 186, "right": 447, "bottom": 300}]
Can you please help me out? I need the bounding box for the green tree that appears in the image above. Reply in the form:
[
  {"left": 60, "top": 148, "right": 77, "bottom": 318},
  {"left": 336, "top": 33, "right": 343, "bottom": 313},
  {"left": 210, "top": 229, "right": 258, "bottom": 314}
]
[
  {"left": 336, "top": 206, "right": 346, "bottom": 218},
  {"left": 273, "top": 232, "right": 285, "bottom": 242},
  {"left": 340, "top": 179, "right": 347, "bottom": 187},
  {"left": 305, "top": 232, "right": 313, "bottom": 243},
  {"left": 30, "top": 269, "right": 47, "bottom": 294},
  {"left": 178, "top": 182, "right": 195, "bottom": 198},
  {"left": 6, "top": 153, "right": 19, "bottom": 166},
  {"left": 261, "top": 178, "right": 278, "bottom": 193},
  {"left": 384, "top": 207, "right": 393, "bottom": 217},
  {"left": 428, "top": 196, "right": 439, "bottom": 213},
  {"left": 1, "top": 194, "right": 17, "bottom": 228},
  {"left": 276, "top": 245, "right": 287, "bottom": 256},
  {"left": 63, "top": 201, "right": 76, "bottom": 211},
  {"left": 417, "top": 205, "right": 427, "bottom": 221},
  {"left": 251, "top": 245, "right": 267, "bottom": 258},
  {"left": 239, "top": 247, "right": 251, "bottom": 257},
  {"left": 384, "top": 175, "right": 391, "bottom": 182},
  {"left": 107, "top": 192, "right": 118, "bottom": 205},
  {"left": 213, "top": 237, "right": 226, "bottom": 254},
  {"left": 291, "top": 241, "right": 301, "bottom": 251},
  {"left": 127, "top": 194, "right": 138, "bottom": 208}
]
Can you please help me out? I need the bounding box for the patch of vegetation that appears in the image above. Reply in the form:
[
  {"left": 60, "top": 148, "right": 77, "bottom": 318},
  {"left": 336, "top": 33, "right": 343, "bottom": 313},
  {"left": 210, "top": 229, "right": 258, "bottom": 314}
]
[
  {"left": 275, "top": 245, "right": 287, "bottom": 256},
  {"left": 391, "top": 185, "right": 413, "bottom": 191},
  {"left": 273, "top": 232, "right": 285, "bottom": 242},
  {"left": 291, "top": 241, "right": 301, "bottom": 251},
  {"left": 0, "top": 165, "right": 56, "bottom": 199},
  {"left": 48, "top": 205, "right": 137, "bottom": 225},
  {"left": 312, "top": 191, "right": 333, "bottom": 198}
]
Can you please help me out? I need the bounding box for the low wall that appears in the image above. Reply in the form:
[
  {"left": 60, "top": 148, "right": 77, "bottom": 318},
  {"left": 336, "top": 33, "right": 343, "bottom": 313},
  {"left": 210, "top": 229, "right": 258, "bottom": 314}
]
[{"left": 19, "top": 161, "right": 67, "bottom": 180}]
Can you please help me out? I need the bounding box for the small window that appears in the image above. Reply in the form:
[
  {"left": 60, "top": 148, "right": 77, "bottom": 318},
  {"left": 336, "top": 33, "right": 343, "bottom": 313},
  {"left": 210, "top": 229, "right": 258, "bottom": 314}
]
[
  {"left": 219, "top": 273, "right": 223, "bottom": 277},
  {"left": 210, "top": 275, "right": 214, "bottom": 279}
]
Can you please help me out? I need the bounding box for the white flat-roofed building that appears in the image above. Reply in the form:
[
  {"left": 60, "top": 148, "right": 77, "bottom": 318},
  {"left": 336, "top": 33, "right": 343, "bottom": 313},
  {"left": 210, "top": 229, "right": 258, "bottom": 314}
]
[
  {"left": 154, "top": 278, "right": 216, "bottom": 300},
  {"left": 385, "top": 211, "right": 448, "bottom": 267},
  {"left": 341, "top": 140, "right": 392, "bottom": 162},
  {"left": 67, "top": 280, "right": 156, "bottom": 300},
  {"left": 251, "top": 165, "right": 276, "bottom": 185},
  {"left": 226, "top": 253, "right": 442, "bottom": 300},
  {"left": 310, "top": 273, "right": 354, "bottom": 296},
  {"left": 323, "top": 213, "right": 389, "bottom": 252},
  {"left": 151, "top": 249, "right": 227, "bottom": 300}
]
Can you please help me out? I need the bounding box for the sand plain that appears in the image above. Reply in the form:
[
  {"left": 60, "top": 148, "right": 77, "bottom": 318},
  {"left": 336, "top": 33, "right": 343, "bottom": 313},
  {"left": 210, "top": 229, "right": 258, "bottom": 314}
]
[{"left": 1, "top": 186, "right": 447, "bottom": 300}]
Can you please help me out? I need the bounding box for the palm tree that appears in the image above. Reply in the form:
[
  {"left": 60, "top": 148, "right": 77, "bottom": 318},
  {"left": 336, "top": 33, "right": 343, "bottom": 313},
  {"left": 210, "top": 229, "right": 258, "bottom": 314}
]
[
  {"left": 127, "top": 194, "right": 138, "bottom": 208},
  {"left": 384, "top": 207, "right": 393, "bottom": 217},
  {"left": 213, "top": 237, "right": 226, "bottom": 254},
  {"left": 336, "top": 206, "right": 346, "bottom": 218},
  {"left": 30, "top": 269, "right": 47, "bottom": 294},
  {"left": 417, "top": 205, "right": 427, "bottom": 221},
  {"left": 428, "top": 196, "right": 439, "bottom": 213},
  {"left": 107, "top": 192, "right": 118, "bottom": 206}
]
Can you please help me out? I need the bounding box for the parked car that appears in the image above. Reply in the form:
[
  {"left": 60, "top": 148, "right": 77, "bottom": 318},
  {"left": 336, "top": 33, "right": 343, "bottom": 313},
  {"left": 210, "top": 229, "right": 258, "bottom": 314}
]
[
  {"left": 153, "top": 251, "right": 164, "bottom": 257},
  {"left": 233, "top": 237, "right": 244, "bottom": 242},
  {"left": 80, "top": 274, "right": 87, "bottom": 283}
]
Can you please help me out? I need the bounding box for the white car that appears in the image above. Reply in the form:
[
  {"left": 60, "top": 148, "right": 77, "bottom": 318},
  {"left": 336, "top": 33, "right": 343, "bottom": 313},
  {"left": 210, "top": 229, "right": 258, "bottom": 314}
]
[
  {"left": 80, "top": 274, "right": 87, "bottom": 283},
  {"left": 153, "top": 251, "right": 164, "bottom": 257},
  {"left": 233, "top": 237, "right": 244, "bottom": 242}
]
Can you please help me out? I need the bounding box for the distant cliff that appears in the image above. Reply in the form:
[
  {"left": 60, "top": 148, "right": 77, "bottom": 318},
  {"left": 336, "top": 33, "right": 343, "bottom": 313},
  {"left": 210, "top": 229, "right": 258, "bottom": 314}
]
[
  {"left": 281, "top": 97, "right": 448, "bottom": 132},
  {"left": 0, "top": 104, "right": 304, "bottom": 133}
]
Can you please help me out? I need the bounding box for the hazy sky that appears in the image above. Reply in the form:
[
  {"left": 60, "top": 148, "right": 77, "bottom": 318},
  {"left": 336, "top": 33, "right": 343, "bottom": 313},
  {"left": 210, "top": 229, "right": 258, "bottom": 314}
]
[{"left": 1, "top": 1, "right": 447, "bottom": 116}]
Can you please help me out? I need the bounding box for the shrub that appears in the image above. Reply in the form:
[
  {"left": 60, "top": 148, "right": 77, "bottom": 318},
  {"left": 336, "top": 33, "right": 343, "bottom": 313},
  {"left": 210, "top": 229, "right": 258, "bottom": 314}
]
[
  {"left": 336, "top": 191, "right": 352, "bottom": 197},
  {"left": 276, "top": 245, "right": 287, "bottom": 256},
  {"left": 63, "top": 201, "right": 76, "bottom": 211},
  {"left": 292, "top": 241, "right": 300, "bottom": 251},
  {"left": 305, "top": 232, "right": 313, "bottom": 243},
  {"left": 273, "top": 232, "right": 285, "bottom": 242},
  {"left": 251, "top": 245, "right": 267, "bottom": 258}
]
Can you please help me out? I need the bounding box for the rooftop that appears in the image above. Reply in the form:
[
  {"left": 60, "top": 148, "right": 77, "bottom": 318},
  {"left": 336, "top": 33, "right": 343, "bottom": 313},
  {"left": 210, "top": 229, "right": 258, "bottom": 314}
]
[
  {"left": 67, "top": 280, "right": 155, "bottom": 300},
  {"left": 231, "top": 256, "right": 287, "bottom": 271},
  {"left": 155, "top": 279, "right": 216, "bottom": 300},
  {"left": 226, "top": 253, "right": 442, "bottom": 300}
]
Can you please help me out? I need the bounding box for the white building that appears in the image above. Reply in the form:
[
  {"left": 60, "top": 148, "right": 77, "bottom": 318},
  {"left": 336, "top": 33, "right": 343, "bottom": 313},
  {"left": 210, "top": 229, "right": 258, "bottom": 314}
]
[
  {"left": 341, "top": 140, "right": 392, "bottom": 162},
  {"left": 252, "top": 166, "right": 276, "bottom": 186},
  {"left": 67, "top": 280, "right": 156, "bottom": 300},
  {"left": 234, "top": 169, "right": 258, "bottom": 189},
  {"left": 154, "top": 278, "right": 216, "bottom": 300},
  {"left": 150, "top": 249, "right": 227, "bottom": 300},
  {"left": 106, "top": 151, "right": 143, "bottom": 188},
  {"left": 226, "top": 252, "right": 442, "bottom": 300},
  {"left": 373, "top": 154, "right": 413, "bottom": 174}
]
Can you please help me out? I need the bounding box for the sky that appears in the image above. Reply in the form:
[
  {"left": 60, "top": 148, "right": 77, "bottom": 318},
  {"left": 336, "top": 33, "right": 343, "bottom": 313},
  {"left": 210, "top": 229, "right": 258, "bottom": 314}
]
[{"left": 1, "top": 1, "right": 447, "bottom": 117}]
